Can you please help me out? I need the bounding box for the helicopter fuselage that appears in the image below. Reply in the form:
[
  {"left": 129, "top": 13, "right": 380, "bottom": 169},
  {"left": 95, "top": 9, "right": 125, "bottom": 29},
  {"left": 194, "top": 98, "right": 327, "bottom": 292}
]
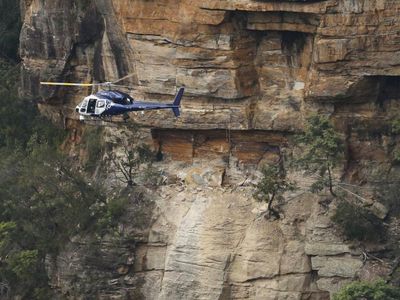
[{"left": 75, "top": 88, "right": 184, "bottom": 121}]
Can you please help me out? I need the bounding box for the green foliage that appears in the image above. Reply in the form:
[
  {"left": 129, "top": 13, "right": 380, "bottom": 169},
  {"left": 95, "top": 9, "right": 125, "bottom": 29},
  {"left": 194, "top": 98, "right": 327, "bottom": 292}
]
[
  {"left": 390, "top": 118, "right": 400, "bottom": 135},
  {"left": 8, "top": 250, "right": 38, "bottom": 281},
  {"left": 253, "top": 164, "right": 296, "bottom": 217},
  {"left": 107, "top": 196, "right": 129, "bottom": 221},
  {"left": 375, "top": 181, "right": 400, "bottom": 217},
  {"left": 0, "top": 60, "right": 66, "bottom": 149},
  {"left": 333, "top": 279, "right": 400, "bottom": 300},
  {"left": 293, "top": 114, "right": 344, "bottom": 197},
  {"left": 0, "top": 59, "right": 154, "bottom": 297},
  {"left": 4, "top": 152, "right": 105, "bottom": 290},
  {"left": 76, "top": 0, "right": 92, "bottom": 11},
  {"left": 392, "top": 149, "right": 400, "bottom": 165},
  {"left": 0, "top": 0, "right": 21, "bottom": 60},
  {"left": 111, "top": 142, "right": 157, "bottom": 187},
  {"left": 96, "top": 194, "right": 130, "bottom": 232},
  {"left": 0, "top": 61, "right": 32, "bottom": 147},
  {"left": 0, "top": 143, "right": 108, "bottom": 295},
  {"left": 0, "top": 59, "right": 108, "bottom": 298},
  {"left": 331, "top": 201, "right": 386, "bottom": 242},
  {"left": 81, "top": 126, "right": 104, "bottom": 172},
  {"left": 389, "top": 119, "right": 400, "bottom": 164},
  {"left": 0, "top": 221, "right": 16, "bottom": 252}
]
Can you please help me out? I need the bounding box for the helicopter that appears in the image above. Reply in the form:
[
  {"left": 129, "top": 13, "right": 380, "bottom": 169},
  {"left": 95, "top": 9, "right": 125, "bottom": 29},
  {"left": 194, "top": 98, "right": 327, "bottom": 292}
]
[{"left": 40, "top": 74, "right": 184, "bottom": 122}]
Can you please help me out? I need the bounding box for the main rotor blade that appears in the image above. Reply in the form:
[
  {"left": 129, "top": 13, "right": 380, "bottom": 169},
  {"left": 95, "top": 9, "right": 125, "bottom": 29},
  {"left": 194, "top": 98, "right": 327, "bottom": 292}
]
[
  {"left": 40, "top": 82, "right": 99, "bottom": 87},
  {"left": 112, "top": 72, "right": 136, "bottom": 84}
]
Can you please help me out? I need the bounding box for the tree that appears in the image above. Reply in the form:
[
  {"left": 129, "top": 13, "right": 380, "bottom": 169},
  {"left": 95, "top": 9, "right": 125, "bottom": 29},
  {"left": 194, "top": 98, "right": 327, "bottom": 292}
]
[
  {"left": 80, "top": 126, "right": 104, "bottom": 172},
  {"left": 293, "top": 115, "right": 344, "bottom": 197},
  {"left": 0, "top": 56, "right": 116, "bottom": 298},
  {"left": 333, "top": 279, "right": 400, "bottom": 300},
  {"left": 110, "top": 142, "right": 155, "bottom": 187},
  {"left": 0, "top": 142, "right": 108, "bottom": 297},
  {"left": 253, "top": 163, "right": 296, "bottom": 218},
  {"left": 331, "top": 201, "right": 385, "bottom": 242},
  {"left": 0, "top": 0, "right": 21, "bottom": 60}
]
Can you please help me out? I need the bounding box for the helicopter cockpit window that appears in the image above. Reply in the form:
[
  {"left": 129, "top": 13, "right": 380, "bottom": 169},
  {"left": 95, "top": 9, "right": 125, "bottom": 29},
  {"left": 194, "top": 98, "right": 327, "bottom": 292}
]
[
  {"left": 80, "top": 100, "right": 88, "bottom": 113},
  {"left": 96, "top": 100, "right": 105, "bottom": 108}
]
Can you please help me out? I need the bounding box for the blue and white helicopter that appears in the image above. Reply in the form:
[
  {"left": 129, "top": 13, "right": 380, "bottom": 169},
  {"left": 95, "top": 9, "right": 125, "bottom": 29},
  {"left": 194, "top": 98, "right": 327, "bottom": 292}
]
[{"left": 40, "top": 74, "right": 184, "bottom": 122}]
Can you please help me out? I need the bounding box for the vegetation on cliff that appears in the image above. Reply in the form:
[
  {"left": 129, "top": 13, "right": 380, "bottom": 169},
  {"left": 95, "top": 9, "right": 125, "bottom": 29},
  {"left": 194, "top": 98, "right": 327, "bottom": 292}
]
[
  {"left": 110, "top": 141, "right": 156, "bottom": 187},
  {"left": 0, "top": 0, "right": 21, "bottom": 60},
  {"left": 0, "top": 59, "right": 152, "bottom": 298},
  {"left": 334, "top": 279, "right": 400, "bottom": 300},
  {"left": 255, "top": 115, "right": 389, "bottom": 243},
  {"left": 293, "top": 114, "right": 344, "bottom": 197},
  {"left": 0, "top": 12, "right": 132, "bottom": 290},
  {"left": 0, "top": 59, "right": 101, "bottom": 298},
  {"left": 331, "top": 201, "right": 386, "bottom": 242},
  {"left": 0, "top": 59, "right": 158, "bottom": 298},
  {"left": 253, "top": 163, "right": 295, "bottom": 218},
  {"left": 7, "top": 0, "right": 400, "bottom": 297}
]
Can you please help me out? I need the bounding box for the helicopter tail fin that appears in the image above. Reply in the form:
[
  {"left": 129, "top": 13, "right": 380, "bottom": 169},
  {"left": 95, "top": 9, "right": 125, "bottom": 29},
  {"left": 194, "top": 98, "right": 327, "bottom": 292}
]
[
  {"left": 172, "top": 87, "right": 184, "bottom": 117},
  {"left": 172, "top": 107, "right": 180, "bottom": 117},
  {"left": 173, "top": 87, "right": 184, "bottom": 106}
]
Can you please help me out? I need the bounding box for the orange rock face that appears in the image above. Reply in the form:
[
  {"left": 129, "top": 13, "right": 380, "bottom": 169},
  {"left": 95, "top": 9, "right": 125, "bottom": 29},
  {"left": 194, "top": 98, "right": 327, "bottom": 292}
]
[
  {"left": 19, "top": 1, "right": 400, "bottom": 298},
  {"left": 20, "top": 0, "right": 400, "bottom": 131}
]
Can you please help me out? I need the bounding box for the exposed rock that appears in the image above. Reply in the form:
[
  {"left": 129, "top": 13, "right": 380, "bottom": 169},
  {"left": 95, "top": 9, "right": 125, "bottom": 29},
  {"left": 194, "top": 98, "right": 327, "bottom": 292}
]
[
  {"left": 359, "top": 260, "right": 392, "bottom": 282},
  {"left": 311, "top": 256, "right": 364, "bottom": 278},
  {"left": 305, "top": 242, "right": 352, "bottom": 256},
  {"left": 316, "top": 277, "right": 353, "bottom": 295},
  {"left": 183, "top": 165, "right": 225, "bottom": 187},
  {"left": 19, "top": 0, "right": 400, "bottom": 299},
  {"left": 134, "top": 244, "right": 166, "bottom": 272},
  {"left": 369, "top": 201, "right": 389, "bottom": 220},
  {"left": 280, "top": 240, "right": 311, "bottom": 275}
]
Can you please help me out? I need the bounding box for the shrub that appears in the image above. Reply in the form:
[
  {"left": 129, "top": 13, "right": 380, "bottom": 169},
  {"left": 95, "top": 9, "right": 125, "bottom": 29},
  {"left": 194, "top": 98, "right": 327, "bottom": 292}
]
[
  {"left": 375, "top": 181, "right": 400, "bottom": 217},
  {"left": 390, "top": 118, "right": 400, "bottom": 135},
  {"left": 331, "top": 201, "right": 386, "bottom": 242},
  {"left": 8, "top": 250, "right": 38, "bottom": 281},
  {"left": 333, "top": 279, "right": 400, "bottom": 300},
  {"left": 0, "top": 0, "right": 21, "bottom": 60}
]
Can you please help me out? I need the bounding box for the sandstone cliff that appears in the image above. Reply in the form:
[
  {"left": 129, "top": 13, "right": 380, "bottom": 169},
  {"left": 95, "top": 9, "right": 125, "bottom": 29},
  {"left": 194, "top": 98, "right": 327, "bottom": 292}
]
[{"left": 19, "top": 0, "right": 400, "bottom": 299}]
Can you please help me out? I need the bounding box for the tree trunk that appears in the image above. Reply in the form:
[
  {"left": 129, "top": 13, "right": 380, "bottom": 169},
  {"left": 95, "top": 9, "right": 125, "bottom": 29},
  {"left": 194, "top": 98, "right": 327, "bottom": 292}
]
[
  {"left": 327, "top": 166, "right": 337, "bottom": 197},
  {"left": 266, "top": 194, "right": 280, "bottom": 219}
]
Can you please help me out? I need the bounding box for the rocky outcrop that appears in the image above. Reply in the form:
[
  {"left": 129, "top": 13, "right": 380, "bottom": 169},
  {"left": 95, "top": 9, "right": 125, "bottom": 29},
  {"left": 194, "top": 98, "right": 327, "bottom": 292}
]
[
  {"left": 46, "top": 180, "right": 332, "bottom": 299},
  {"left": 19, "top": 0, "right": 400, "bottom": 299},
  {"left": 21, "top": 0, "right": 400, "bottom": 130}
]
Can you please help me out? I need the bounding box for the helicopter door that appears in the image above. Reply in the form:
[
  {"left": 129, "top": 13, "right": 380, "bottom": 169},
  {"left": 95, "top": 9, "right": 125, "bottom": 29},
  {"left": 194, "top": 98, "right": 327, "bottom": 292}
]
[
  {"left": 87, "top": 99, "right": 97, "bottom": 114},
  {"left": 95, "top": 100, "right": 106, "bottom": 115}
]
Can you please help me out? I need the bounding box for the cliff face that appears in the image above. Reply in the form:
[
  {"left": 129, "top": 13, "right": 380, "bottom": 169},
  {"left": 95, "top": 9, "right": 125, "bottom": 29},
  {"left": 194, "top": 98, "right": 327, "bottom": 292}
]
[{"left": 20, "top": 0, "right": 400, "bottom": 299}]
